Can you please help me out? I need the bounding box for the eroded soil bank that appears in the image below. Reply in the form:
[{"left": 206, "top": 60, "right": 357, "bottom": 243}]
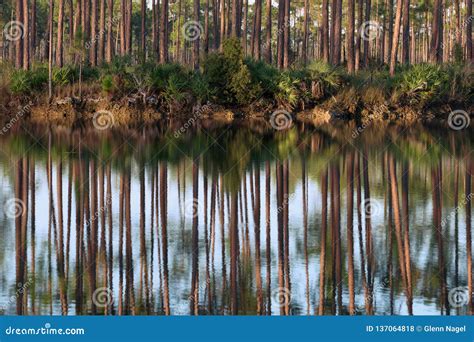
[{"left": 2, "top": 96, "right": 470, "bottom": 130}]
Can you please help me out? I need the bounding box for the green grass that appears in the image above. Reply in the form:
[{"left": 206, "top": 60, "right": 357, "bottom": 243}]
[{"left": 1, "top": 39, "right": 472, "bottom": 116}]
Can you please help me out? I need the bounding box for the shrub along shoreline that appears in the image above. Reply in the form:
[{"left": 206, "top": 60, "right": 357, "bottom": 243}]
[{"left": 0, "top": 38, "right": 472, "bottom": 125}]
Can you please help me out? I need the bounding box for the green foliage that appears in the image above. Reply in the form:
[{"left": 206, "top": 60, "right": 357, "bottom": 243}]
[
  {"left": 203, "top": 38, "right": 260, "bottom": 105},
  {"left": 274, "top": 72, "right": 301, "bottom": 110},
  {"left": 306, "top": 60, "right": 344, "bottom": 99},
  {"left": 101, "top": 74, "right": 114, "bottom": 94},
  {"left": 53, "top": 66, "right": 75, "bottom": 86},
  {"left": 190, "top": 73, "right": 214, "bottom": 104},
  {"left": 10, "top": 67, "right": 48, "bottom": 94},
  {"left": 393, "top": 64, "right": 448, "bottom": 107}
]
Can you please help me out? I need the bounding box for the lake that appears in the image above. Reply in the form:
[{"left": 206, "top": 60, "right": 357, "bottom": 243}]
[{"left": 0, "top": 118, "right": 473, "bottom": 315}]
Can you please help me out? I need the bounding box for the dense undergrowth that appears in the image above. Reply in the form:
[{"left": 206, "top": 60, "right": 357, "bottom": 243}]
[{"left": 1, "top": 37, "right": 472, "bottom": 117}]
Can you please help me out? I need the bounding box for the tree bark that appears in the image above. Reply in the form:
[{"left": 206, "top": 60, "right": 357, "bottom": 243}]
[
  {"left": 160, "top": 0, "right": 168, "bottom": 63},
  {"left": 302, "top": 0, "right": 309, "bottom": 65},
  {"left": 402, "top": 0, "right": 410, "bottom": 64},
  {"left": 347, "top": 0, "right": 355, "bottom": 72},
  {"left": 264, "top": 0, "right": 271, "bottom": 62},
  {"left": 390, "top": 0, "right": 403, "bottom": 75},
  {"left": 322, "top": 0, "right": 329, "bottom": 63}
]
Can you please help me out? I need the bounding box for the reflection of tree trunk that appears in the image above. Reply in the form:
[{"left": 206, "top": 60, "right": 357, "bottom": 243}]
[
  {"left": 389, "top": 156, "right": 410, "bottom": 314},
  {"left": 139, "top": 166, "right": 150, "bottom": 313},
  {"left": 347, "top": 153, "right": 355, "bottom": 315},
  {"left": 15, "top": 159, "right": 25, "bottom": 315},
  {"left": 56, "top": 158, "right": 68, "bottom": 314},
  {"left": 191, "top": 160, "right": 200, "bottom": 315},
  {"left": 401, "top": 161, "right": 413, "bottom": 313},
  {"left": 318, "top": 167, "right": 328, "bottom": 315},
  {"left": 386, "top": 160, "right": 394, "bottom": 315},
  {"left": 330, "top": 163, "right": 342, "bottom": 314},
  {"left": 160, "top": 163, "right": 170, "bottom": 315},
  {"left": 118, "top": 172, "right": 125, "bottom": 315},
  {"left": 30, "top": 158, "right": 36, "bottom": 314},
  {"left": 253, "top": 166, "right": 263, "bottom": 314},
  {"left": 230, "top": 190, "right": 239, "bottom": 314},
  {"left": 89, "top": 160, "right": 98, "bottom": 314},
  {"left": 302, "top": 159, "right": 310, "bottom": 314},
  {"left": 75, "top": 159, "right": 85, "bottom": 315},
  {"left": 276, "top": 161, "right": 285, "bottom": 315},
  {"left": 465, "top": 160, "right": 473, "bottom": 314},
  {"left": 210, "top": 174, "right": 218, "bottom": 312},
  {"left": 362, "top": 152, "right": 374, "bottom": 314},
  {"left": 355, "top": 154, "right": 369, "bottom": 314},
  {"left": 283, "top": 160, "right": 291, "bottom": 315},
  {"left": 219, "top": 175, "right": 227, "bottom": 313},
  {"left": 454, "top": 161, "right": 459, "bottom": 289},
  {"left": 204, "top": 172, "right": 213, "bottom": 313},
  {"left": 106, "top": 164, "right": 114, "bottom": 314},
  {"left": 265, "top": 161, "right": 271, "bottom": 314},
  {"left": 66, "top": 160, "right": 72, "bottom": 285},
  {"left": 125, "top": 168, "right": 136, "bottom": 315},
  {"left": 431, "top": 162, "right": 448, "bottom": 314}
]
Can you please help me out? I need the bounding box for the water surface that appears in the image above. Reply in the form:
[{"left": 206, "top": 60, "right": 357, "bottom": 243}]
[{"left": 0, "top": 120, "right": 473, "bottom": 315}]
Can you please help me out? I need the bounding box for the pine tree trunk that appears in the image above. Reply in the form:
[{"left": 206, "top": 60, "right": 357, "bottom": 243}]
[
  {"left": 322, "top": 0, "right": 329, "bottom": 63},
  {"left": 141, "top": 0, "right": 146, "bottom": 57},
  {"left": 15, "top": 0, "right": 24, "bottom": 68},
  {"left": 302, "top": 0, "right": 309, "bottom": 65},
  {"left": 264, "top": 0, "right": 271, "bottom": 62},
  {"left": 402, "top": 0, "right": 410, "bottom": 64},
  {"left": 22, "top": 0, "right": 30, "bottom": 69},
  {"left": 347, "top": 0, "right": 355, "bottom": 72},
  {"left": 192, "top": 0, "right": 200, "bottom": 68},
  {"left": 160, "top": 0, "right": 168, "bottom": 63},
  {"left": 430, "top": 0, "right": 443, "bottom": 63},
  {"left": 90, "top": 0, "right": 97, "bottom": 65},
  {"left": 106, "top": 0, "right": 113, "bottom": 62},
  {"left": 390, "top": 0, "right": 403, "bottom": 75},
  {"left": 97, "top": 0, "right": 105, "bottom": 63},
  {"left": 467, "top": 0, "right": 473, "bottom": 60}
]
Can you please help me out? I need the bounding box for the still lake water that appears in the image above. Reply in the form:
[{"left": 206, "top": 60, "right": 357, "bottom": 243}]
[{"left": 0, "top": 119, "right": 473, "bottom": 315}]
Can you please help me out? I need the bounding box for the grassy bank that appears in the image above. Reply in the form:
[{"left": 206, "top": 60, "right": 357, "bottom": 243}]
[{"left": 1, "top": 38, "right": 473, "bottom": 122}]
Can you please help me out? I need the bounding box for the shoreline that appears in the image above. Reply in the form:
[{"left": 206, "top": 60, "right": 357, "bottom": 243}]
[{"left": 1, "top": 96, "right": 471, "bottom": 130}]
